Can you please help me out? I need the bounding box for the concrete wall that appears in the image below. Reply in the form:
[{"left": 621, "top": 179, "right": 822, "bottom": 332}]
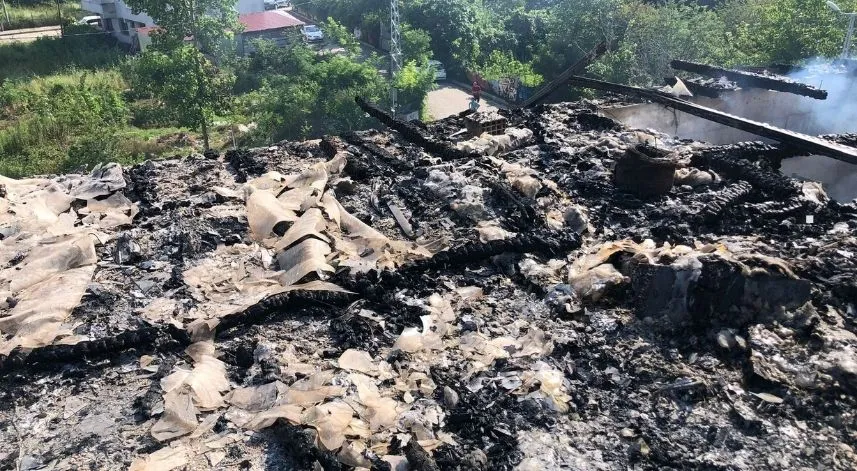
[{"left": 603, "top": 87, "right": 857, "bottom": 202}]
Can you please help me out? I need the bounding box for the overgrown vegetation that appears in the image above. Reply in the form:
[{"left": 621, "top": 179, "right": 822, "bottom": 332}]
[
  {"left": 0, "top": 70, "right": 128, "bottom": 176},
  {"left": 0, "top": 25, "right": 126, "bottom": 81},
  {"left": 0, "top": 0, "right": 81, "bottom": 30},
  {"left": 1, "top": 0, "right": 855, "bottom": 177},
  {"left": 237, "top": 32, "right": 389, "bottom": 142}
]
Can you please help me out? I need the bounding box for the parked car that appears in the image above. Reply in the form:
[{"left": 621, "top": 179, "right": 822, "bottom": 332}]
[
  {"left": 301, "top": 25, "right": 324, "bottom": 42},
  {"left": 76, "top": 15, "right": 102, "bottom": 28},
  {"left": 263, "top": 0, "right": 291, "bottom": 10},
  {"left": 428, "top": 60, "right": 447, "bottom": 81}
]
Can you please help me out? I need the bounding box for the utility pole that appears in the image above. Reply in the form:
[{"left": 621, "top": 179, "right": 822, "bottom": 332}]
[
  {"left": 389, "top": 0, "right": 402, "bottom": 115},
  {"left": 827, "top": 1, "right": 857, "bottom": 59},
  {"left": 55, "top": 0, "right": 63, "bottom": 37},
  {"left": 1, "top": 0, "right": 9, "bottom": 31},
  {"left": 844, "top": 14, "right": 856, "bottom": 59}
]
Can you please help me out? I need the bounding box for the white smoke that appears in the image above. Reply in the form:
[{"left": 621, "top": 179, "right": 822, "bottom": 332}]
[
  {"left": 777, "top": 59, "right": 857, "bottom": 202},
  {"left": 786, "top": 59, "right": 857, "bottom": 135}
]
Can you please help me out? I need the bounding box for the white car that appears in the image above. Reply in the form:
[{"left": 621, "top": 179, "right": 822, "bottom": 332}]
[
  {"left": 429, "top": 60, "right": 447, "bottom": 81},
  {"left": 76, "top": 15, "right": 102, "bottom": 27},
  {"left": 263, "top": 0, "right": 291, "bottom": 10},
  {"left": 301, "top": 25, "right": 324, "bottom": 42}
]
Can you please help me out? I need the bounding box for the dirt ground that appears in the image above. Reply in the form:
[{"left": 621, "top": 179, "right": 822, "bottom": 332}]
[
  {"left": 0, "top": 102, "right": 855, "bottom": 471},
  {"left": 426, "top": 86, "right": 499, "bottom": 120},
  {"left": 0, "top": 25, "right": 61, "bottom": 43}
]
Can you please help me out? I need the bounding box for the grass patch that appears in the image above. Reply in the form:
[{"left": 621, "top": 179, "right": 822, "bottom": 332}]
[
  {"left": 0, "top": 1, "right": 81, "bottom": 30},
  {"left": 0, "top": 25, "right": 126, "bottom": 81}
]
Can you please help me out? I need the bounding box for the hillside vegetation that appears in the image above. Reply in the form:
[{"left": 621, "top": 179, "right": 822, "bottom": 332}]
[{"left": 0, "top": 0, "right": 855, "bottom": 176}]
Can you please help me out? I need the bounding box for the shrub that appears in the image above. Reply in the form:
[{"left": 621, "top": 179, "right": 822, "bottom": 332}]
[
  {"left": 0, "top": 77, "right": 129, "bottom": 176},
  {"left": 64, "top": 131, "right": 121, "bottom": 173},
  {"left": 129, "top": 100, "right": 178, "bottom": 128}
]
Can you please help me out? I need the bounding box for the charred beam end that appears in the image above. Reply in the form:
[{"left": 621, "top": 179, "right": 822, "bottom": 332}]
[
  {"left": 354, "top": 96, "right": 480, "bottom": 162},
  {"left": 336, "top": 231, "right": 583, "bottom": 300},
  {"left": 215, "top": 289, "right": 359, "bottom": 335},
  {"left": 692, "top": 150, "right": 799, "bottom": 197},
  {"left": 566, "top": 75, "right": 857, "bottom": 166},
  {"left": 700, "top": 134, "right": 857, "bottom": 165},
  {"left": 407, "top": 231, "right": 582, "bottom": 273},
  {"left": 404, "top": 437, "right": 441, "bottom": 471},
  {"left": 670, "top": 59, "right": 828, "bottom": 100}
]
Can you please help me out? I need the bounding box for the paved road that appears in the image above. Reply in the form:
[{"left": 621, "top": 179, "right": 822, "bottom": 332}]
[
  {"left": 426, "top": 84, "right": 499, "bottom": 120},
  {"left": 0, "top": 25, "right": 61, "bottom": 43}
]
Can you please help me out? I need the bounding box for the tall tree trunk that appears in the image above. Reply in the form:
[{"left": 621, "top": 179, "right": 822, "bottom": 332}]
[
  {"left": 200, "top": 104, "right": 210, "bottom": 150},
  {"left": 189, "top": 0, "right": 210, "bottom": 151}
]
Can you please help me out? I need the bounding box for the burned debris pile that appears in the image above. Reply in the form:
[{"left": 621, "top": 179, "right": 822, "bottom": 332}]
[{"left": 1, "top": 101, "right": 856, "bottom": 470}]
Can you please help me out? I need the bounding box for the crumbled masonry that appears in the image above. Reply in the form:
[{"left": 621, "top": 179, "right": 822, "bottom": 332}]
[{"left": 1, "top": 101, "right": 856, "bottom": 470}]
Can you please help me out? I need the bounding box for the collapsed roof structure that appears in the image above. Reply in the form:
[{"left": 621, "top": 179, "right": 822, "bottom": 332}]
[{"left": 0, "top": 99, "right": 855, "bottom": 470}]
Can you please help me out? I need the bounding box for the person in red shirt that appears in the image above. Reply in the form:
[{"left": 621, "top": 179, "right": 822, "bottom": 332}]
[{"left": 471, "top": 81, "right": 482, "bottom": 102}]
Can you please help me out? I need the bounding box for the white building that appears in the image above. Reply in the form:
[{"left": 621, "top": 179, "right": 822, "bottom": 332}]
[{"left": 80, "top": 0, "right": 265, "bottom": 47}]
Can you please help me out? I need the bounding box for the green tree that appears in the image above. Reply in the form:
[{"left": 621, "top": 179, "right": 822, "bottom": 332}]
[
  {"left": 477, "top": 49, "right": 543, "bottom": 87},
  {"left": 239, "top": 40, "right": 388, "bottom": 142},
  {"left": 402, "top": 23, "right": 433, "bottom": 64},
  {"left": 405, "top": 0, "right": 491, "bottom": 67},
  {"left": 720, "top": 0, "right": 857, "bottom": 63},
  {"left": 534, "top": 0, "right": 625, "bottom": 77},
  {"left": 393, "top": 60, "right": 436, "bottom": 114},
  {"left": 324, "top": 17, "right": 361, "bottom": 56},
  {"left": 126, "top": 45, "right": 234, "bottom": 145},
  {"left": 613, "top": 1, "right": 738, "bottom": 84},
  {"left": 123, "top": 0, "right": 239, "bottom": 149}
]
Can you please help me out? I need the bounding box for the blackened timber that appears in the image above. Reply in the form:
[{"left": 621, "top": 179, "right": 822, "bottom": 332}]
[
  {"left": 566, "top": 75, "right": 857, "bottom": 165},
  {"left": 670, "top": 60, "right": 827, "bottom": 100},
  {"left": 355, "top": 96, "right": 481, "bottom": 161},
  {"left": 520, "top": 41, "right": 608, "bottom": 108}
]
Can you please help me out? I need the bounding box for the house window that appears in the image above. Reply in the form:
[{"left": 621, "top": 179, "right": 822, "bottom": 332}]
[
  {"left": 104, "top": 18, "right": 114, "bottom": 32},
  {"left": 119, "top": 18, "right": 129, "bottom": 34}
]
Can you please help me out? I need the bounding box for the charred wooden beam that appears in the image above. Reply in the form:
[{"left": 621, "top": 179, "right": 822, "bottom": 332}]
[
  {"left": 670, "top": 59, "right": 827, "bottom": 100},
  {"left": 701, "top": 133, "right": 857, "bottom": 163},
  {"left": 355, "top": 96, "right": 480, "bottom": 161},
  {"left": 566, "top": 75, "right": 857, "bottom": 165},
  {"left": 520, "top": 41, "right": 608, "bottom": 108}
]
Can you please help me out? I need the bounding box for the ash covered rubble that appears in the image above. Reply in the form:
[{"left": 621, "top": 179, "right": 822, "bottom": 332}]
[{"left": 0, "top": 101, "right": 856, "bottom": 471}]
